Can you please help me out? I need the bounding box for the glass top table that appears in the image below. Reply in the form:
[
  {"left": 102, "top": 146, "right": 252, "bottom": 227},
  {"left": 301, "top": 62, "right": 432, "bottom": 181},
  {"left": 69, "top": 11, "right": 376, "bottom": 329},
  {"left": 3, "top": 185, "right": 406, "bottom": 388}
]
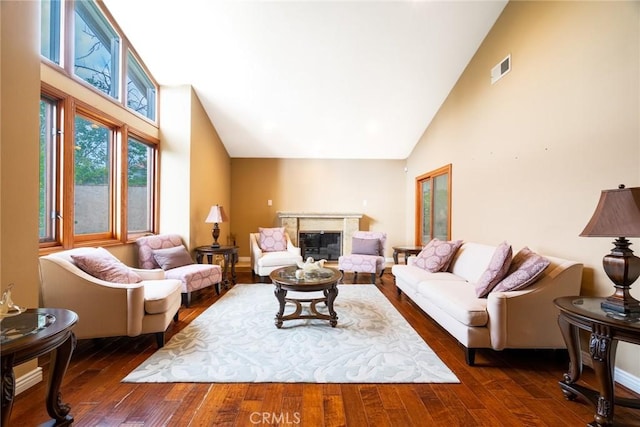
[
  {"left": 1, "top": 308, "right": 78, "bottom": 427},
  {"left": 269, "top": 266, "right": 342, "bottom": 328}
]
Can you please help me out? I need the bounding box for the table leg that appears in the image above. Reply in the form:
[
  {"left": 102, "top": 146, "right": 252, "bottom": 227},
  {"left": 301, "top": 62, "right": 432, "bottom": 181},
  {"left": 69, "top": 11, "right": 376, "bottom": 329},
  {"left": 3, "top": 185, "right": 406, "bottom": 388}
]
[
  {"left": 231, "top": 250, "right": 237, "bottom": 284},
  {"left": 325, "top": 284, "right": 339, "bottom": 327},
  {"left": 558, "top": 314, "right": 582, "bottom": 394},
  {"left": 207, "top": 254, "right": 213, "bottom": 264},
  {"left": 45, "top": 331, "right": 76, "bottom": 425},
  {"left": 393, "top": 250, "right": 399, "bottom": 265},
  {"left": 196, "top": 252, "right": 203, "bottom": 263},
  {"left": 221, "top": 253, "right": 230, "bottom": 290},
  {"left": 1, "top": 354, "right": 16, "bottom": 427},
  {"left": 274, "top": 285, "right": 287, "bottom": 329},
  {"left": 589, "top": 325, "right": 618, "bottom": 427}
]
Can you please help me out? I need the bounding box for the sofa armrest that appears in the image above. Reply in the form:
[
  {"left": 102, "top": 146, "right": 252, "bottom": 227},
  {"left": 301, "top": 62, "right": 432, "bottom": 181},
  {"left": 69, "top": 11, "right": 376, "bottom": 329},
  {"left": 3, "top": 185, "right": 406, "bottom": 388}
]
[
  {"left": 486, "top": 260, "right": 583, "bottom": 350},
  {"left": 131, "top": 267, "right": 165, "bottom": 281}
]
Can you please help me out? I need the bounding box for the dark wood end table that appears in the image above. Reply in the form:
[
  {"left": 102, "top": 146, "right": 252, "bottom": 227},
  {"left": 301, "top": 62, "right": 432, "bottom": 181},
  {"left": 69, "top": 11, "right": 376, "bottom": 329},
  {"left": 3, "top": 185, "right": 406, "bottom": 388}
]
[
  {"left": 554, "top": 296, "right": 640, "bottom": 426},
  {"left": 392, "top": 245, "right": 423, "bottom": 264},
  {"left": 1, "top": 308, "right": 78, "bottom": 427},
  {"left": 269, "top": 266, "right": 342, "bottom": 328},
  {"left": 195, "top": 245, "right": 238, "bottom": 292}
]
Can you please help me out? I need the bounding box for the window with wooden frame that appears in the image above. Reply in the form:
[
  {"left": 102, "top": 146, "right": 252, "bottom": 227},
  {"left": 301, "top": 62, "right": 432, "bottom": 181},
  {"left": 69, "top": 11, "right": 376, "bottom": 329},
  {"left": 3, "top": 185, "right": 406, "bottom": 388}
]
[
  {"left": 39, "top": 86, "right": 158, "bottom": 250},
  {"left": 415, "top": 164, "right": 452, "bottom": 245}
]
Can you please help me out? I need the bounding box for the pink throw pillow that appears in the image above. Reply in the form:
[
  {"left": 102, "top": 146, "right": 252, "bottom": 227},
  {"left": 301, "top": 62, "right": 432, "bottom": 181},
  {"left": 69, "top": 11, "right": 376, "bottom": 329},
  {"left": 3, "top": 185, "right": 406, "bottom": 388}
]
[
  {"left": 475, "top": 241, "right": 512, "bottom": 298},
  {"left": 414, "top": 239, "right": 463, "bottom": 273},
  {"left": 492, "top": 247, "right": 550, "bottom": 293},
  {"left": 259, "top": 227, "right": 287, "bottom": 252},
  {"left": 71, "top": 248, "right": 142, "bottom": 284}
]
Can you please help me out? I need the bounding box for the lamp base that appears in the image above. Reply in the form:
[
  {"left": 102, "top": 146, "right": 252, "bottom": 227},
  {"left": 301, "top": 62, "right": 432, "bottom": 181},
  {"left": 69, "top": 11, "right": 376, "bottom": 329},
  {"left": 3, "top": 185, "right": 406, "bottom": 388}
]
[
  {"left": 601, "top": 238, "right": 640, "bottom": 319},
  {"left": 210, "top": 243, "right": 221, "bottom": 248}
]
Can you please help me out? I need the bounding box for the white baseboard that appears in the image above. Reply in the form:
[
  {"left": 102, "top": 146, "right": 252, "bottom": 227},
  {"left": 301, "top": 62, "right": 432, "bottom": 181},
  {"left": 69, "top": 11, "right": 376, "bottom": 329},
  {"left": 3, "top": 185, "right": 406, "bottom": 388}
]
[
  {"left": 15, "top": 367, "right": 43, "bottom": 395},
  {"left": 616, "top": 367, "right": 640, "bottom": 394}
]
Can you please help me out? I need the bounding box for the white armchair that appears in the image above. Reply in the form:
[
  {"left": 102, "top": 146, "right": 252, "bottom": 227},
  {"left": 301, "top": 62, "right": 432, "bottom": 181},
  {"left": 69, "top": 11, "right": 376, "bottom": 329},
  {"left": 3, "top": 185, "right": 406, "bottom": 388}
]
[
  {"left": 250, "top": 228, "right": 302, "bottom": 281},
  {"left": 39, "top": 247, "right": 182, "bottom": 347}
]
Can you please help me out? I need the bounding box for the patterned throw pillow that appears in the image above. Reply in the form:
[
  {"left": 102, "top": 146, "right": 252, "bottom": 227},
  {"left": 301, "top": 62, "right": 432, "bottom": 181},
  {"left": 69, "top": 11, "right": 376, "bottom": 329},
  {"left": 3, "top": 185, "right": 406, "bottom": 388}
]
[
  {"left": 352, "top": 237, "right": 381, "bottom": 255},
  {"left": 492, "top": 247, "right": 550, "bottom": 293},
  {"left": 474, "top": 241, "right": 512, "bottom": 298},
  {"left": 259, "top": 227, "right": 287, "bottom": 252},
  {"left": 152, "top": 246, "right": 194, "bottom": 270},
  {"left": 71, "top": 248, "right": 142, "bottom": 284},
  {"left": 414, "top": 239, "right": 463, "bottom": 273}
]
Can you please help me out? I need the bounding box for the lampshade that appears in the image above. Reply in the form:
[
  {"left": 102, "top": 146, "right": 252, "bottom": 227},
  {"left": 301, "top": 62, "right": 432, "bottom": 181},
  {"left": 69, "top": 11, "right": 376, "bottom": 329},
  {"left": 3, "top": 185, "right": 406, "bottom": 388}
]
[
  {"left": 205, "top": 205, "right": 227, "bottom": 224},
  {"left": 580, "top": 186, "right": 640, "bottom": 238}
]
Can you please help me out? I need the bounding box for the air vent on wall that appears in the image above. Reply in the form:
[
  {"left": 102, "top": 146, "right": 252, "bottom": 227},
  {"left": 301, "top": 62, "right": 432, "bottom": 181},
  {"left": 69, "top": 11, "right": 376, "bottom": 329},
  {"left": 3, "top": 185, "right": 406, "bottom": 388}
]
[{"left": 491, "top": 54, "right": 511, "bottom": 85}]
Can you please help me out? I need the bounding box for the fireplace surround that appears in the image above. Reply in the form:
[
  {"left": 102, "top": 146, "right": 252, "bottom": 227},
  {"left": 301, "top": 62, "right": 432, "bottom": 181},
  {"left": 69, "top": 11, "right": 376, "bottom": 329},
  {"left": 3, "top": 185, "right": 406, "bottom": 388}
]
[{"left": 277, "top": 212, "right": 362, "bottom": 259}]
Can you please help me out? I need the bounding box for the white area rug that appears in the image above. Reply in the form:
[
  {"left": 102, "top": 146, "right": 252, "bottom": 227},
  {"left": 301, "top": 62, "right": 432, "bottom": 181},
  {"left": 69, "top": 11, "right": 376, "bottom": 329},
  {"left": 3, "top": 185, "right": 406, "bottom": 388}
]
[{"left": 123, "top": 284, "right": 459, "bottom": 383}]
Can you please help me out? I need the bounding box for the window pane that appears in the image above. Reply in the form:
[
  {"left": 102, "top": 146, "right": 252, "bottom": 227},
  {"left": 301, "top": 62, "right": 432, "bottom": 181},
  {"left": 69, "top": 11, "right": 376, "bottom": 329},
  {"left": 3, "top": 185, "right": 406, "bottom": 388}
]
[
  {"left": 127, "top": 137, "right": 153, "bottom": 233},
  {"left": 127, "top": 52, "right": 156, "bottom": 120},
  {"left": 74, "top": 1, "right": 120, "bottom": 98},
  {"left": 41, "top": 0, "right": 61, "bottom": 64},
  {"left": 39, "top": 97, "right": 58, "bottom": 242},
  {"left": 421, "top": 179, "right": 431, "bottom": 244},
  {"left": 433, "top": 173, "right": 449, "bottom": 241},
  {"left": 74, "top": 115, "right": 111, "bottom": 234}
]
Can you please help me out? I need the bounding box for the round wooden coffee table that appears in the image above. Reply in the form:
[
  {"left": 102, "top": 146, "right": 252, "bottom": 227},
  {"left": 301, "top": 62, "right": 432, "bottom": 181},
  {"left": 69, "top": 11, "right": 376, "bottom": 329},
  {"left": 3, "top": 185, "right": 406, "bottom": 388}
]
[{"left": 269, "top": 266, "right": 342, "bottom": 328}]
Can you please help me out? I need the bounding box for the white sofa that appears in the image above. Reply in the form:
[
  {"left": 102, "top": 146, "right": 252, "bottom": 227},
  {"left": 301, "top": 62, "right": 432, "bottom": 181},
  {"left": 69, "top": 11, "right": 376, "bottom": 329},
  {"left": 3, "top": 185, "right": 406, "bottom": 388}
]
[
  {"left": 39, "top": 248, "right": 182, "bottom": 347},
  {"left": 392, "top": 242, "right": 583, "bottom": 365}
]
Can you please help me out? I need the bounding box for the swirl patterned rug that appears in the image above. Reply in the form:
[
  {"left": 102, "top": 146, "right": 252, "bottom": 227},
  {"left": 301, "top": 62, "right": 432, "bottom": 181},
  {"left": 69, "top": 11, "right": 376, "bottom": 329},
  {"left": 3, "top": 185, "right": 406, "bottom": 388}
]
[{"left": 122, "top": 283, "right": 459, "bottom": 383}]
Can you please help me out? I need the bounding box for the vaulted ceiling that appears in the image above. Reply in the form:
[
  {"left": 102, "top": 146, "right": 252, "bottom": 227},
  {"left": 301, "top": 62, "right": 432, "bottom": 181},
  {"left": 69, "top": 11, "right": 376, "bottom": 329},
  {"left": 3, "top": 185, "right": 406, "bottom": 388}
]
[{"left": 104, "top": 0, "right": 507, "bottom": 159}]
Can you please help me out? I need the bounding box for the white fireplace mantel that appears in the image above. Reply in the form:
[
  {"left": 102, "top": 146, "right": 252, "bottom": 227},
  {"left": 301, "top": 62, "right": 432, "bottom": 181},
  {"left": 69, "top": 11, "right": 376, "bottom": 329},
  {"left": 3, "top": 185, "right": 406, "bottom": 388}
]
[{"left": 277, "top": 212, "right": 363, "bottom": 257}]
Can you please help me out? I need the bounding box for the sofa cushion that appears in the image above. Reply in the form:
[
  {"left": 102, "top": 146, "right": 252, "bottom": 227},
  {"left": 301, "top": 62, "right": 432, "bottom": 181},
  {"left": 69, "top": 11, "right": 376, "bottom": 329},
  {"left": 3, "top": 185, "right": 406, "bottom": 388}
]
[
  {"left": 143, "top": 279, "right": 181, "bottom": 314},
  {"left": 414, "top": 239, "right": 462, "bottom": 272},
  {"left": 492, "top": 247, "right": 550, "bottom": 293},
  {"left": 152, "top": 246, "right": 194, "bottom": 270},
  {"left": 257, "top": 251, "right": 301, "bottom": 268},
  {"left": 417, "top": 279, "right": 489, "bottom": 327},
  {"left": 475, "top": 241, "right": 512, "bottom": 298},
  {"left": 392, "top": 264, "right": 465, "bottom": 293},
  {"left": 352, "top": 237, "right": 381, "bottom": 256},
  {"left": 165, "top": 264, "right": 222, "bottom": 293},
  {"left": 449, "top": 242, "right": 498, "bottom": 283},
  {"left": 71, "top": 248, "right": 142, "bottom": 284},
  {"left": 259, "top": 227, "right": 287, "bottom": 252}
]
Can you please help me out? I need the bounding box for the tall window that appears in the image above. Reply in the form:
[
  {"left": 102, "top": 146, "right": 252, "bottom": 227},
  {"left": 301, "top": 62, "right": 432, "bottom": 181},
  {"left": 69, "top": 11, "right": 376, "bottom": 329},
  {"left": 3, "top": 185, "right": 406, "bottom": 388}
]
[
  {"left": 127, "top": 52, "right": 156, "bottom": 120},
  {"left": 73, "top": 114, "right": 113, "bottom": 236},
  {"left": 74, "top": 0, "right": 120, "bottom": 98},
  {"left": 39, "top": 96, "right": 60, "bottom": 243},
  {"left": 39, "top": 1, "right": 159, "bottom": 250},
  {"left": 127, "top": 136, "right": 155, "bottom": 233},
  {"left": 416, "top": 164, "right": 452, "bottom": 245},
  {"left": 41, "top": 0, "right": 62, "bottom": 64}
]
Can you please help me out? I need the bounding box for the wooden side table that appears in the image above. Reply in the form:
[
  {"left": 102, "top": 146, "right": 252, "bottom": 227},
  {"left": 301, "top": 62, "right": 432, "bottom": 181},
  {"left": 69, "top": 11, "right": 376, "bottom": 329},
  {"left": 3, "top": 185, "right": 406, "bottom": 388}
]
[
  {"left": 392, "top": 245, "right": 423, "bottom": 264},
  {"left": 195, "top": 245, "right": 238, "bottom": 290},
  {"left": 1, "top": 308, "right": 78, "bottom": 427},
  {"left": 554, "top": 296, "right": 640, "bottom": 426}
]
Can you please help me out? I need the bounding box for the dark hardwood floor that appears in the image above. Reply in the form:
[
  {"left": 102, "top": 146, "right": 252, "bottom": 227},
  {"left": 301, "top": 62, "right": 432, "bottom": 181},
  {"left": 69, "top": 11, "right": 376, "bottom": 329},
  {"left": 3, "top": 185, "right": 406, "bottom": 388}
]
[{"left": 11, "top": 270, "right": 640, "bottom": 426}]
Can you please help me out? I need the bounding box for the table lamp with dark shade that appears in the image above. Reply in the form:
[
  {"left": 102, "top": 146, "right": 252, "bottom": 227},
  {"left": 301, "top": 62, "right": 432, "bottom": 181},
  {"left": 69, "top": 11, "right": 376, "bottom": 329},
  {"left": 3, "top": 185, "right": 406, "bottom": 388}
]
[
  {"left": 580, "top": 185, "right": 640, "bottom": 318},
  {"left": 205, "top": 205, "right": 227, "bottom": 248}
]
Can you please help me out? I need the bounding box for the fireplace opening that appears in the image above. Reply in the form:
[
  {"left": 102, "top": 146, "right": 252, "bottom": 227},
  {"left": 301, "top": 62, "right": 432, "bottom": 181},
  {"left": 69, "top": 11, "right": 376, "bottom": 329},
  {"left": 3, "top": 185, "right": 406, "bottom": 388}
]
[{"left": 299, "top": 231, "right": 342, "bottom": 261}]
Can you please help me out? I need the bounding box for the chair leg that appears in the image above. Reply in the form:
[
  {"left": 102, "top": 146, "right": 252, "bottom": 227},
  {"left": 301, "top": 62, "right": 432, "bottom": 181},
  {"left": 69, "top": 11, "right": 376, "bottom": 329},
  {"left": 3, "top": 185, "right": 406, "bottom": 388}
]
[
  {"left": 464, "top": 347, "right": 476, "bottom": 366},
  {"left": 155, "top": 332, "right": 165, "bottom": 348},
  {"left": 371, "top": 273, "right": 376, "bottom": 284},
  {"left": 182, "top": 292, "right": 192, "bottom": 307},
  {"left": 173, "top": 310, "right": 179, "bottom": 323},
  {"left": 353, "top": 272, "right": 358, "bottom": 283}
]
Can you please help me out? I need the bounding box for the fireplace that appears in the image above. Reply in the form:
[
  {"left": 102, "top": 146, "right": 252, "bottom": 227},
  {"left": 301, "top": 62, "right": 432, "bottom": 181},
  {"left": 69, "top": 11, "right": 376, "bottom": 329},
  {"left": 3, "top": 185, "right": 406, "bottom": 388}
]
[
  {"left": 277, "top": 212, "right": 362, "bottom": 257},
  {"left": 299, "top": 231, "right": 342, "bottom": 260}
]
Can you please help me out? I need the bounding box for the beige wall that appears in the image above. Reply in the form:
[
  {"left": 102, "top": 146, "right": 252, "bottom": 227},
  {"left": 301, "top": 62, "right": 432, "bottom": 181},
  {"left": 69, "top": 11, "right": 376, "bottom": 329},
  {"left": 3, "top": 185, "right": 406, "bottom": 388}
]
[
  {"left": 159, "top": 86, "right": 231, "bottom": 250},
  {"left": 230, "top": 158, "right": 406, "bottom": 259},
  {"left": 405, "top": 1, "right": 639, "bottom": 380},
  {"left": 1, "top": 0, "right": 41, "bottom": 379}
]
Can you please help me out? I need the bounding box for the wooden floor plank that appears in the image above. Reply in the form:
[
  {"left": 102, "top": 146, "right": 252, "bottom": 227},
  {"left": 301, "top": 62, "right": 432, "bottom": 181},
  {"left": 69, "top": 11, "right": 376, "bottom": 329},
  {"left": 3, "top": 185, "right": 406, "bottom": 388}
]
[{"left": 9, "top": 271, "right": 640, "bottom": 426}]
